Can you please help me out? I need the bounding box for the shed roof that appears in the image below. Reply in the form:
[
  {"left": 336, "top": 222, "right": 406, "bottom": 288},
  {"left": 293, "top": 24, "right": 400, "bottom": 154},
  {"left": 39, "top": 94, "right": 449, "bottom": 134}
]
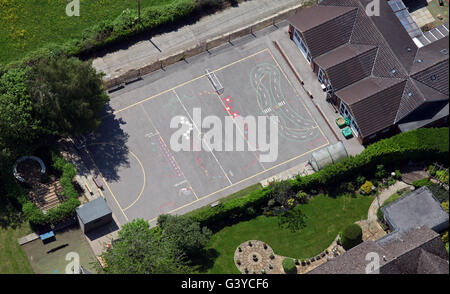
[
  {"left": 381, "top": 186, "right": 449, "bottom": 238},
  {"left": 76, "top": 197, "right": 112, "bottom": 225}
]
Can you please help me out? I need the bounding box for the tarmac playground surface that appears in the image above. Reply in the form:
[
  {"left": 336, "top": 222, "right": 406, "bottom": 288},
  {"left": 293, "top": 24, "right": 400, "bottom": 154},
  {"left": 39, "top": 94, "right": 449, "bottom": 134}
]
[{"left": 82, "top": 46, "right": 331, "bottom": 226}]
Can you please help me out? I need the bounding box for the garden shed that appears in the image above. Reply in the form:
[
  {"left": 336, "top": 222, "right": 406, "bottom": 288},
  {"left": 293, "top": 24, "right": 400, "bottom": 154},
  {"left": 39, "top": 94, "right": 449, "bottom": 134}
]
[
  {"left": 310, "top": 141, "right": 348, "bottom": 171},
  {"left": 76, "top": 197, "right": 112, "bottom": 233}
]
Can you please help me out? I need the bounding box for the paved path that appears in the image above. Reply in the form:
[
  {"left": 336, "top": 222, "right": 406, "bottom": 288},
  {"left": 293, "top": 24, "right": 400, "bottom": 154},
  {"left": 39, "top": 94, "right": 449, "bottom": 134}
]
[
  {"left": 357, "top": 181, "right": 412, "bottom": 242},
  {"left": 93, "top": 0, "right": 303, "bottom": 79},
  {"left": 367, "top": 181, "right": 412, "bottom": 221}
]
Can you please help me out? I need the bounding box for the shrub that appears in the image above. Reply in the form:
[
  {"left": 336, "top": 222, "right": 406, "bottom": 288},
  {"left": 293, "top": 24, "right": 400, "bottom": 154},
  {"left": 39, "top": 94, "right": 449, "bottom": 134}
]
[
  {"left": 356, "top": 175, "right": 367, "bottom": 187},
  {"left": 394, "top": 170, "right": 402, "bottom": 180},
  {"left": 375, "top": 165, "right": 387, "bottom": 179},
  {"left": 442, "top": 201, "right": 449, "bottom": 213},
  {"left": 341, "top": 224, "right": 363, "bottom": 250},
  {"left": 296, "top": 191, "right": 308, "bottom": 203},
  {"left": 360, "top": 181, "right": 374, "bottom": 195},
  {"left": 413, "top": 178, "right": 429, "bottom": 188},
  {"left": 442, "top": 232, "right": 448, "bottom": 244},
  {"left": 282, "top": 258, "right": 297, "bottom": 274},
  {"left": 428, "top": 165, "right": 437, "bottom": 176}
]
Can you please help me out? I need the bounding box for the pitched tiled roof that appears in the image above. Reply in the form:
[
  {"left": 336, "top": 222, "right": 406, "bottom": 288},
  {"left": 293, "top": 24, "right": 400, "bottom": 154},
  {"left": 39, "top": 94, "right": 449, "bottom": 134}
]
[
  {"left": 315, "top": 44, "right": 377, "bottom": 91},
  {"left": 287, "top": 5, "right": 357, "bottom": 33},
  {"left": 292, "top": 0, "right": 449, "bottom": 137},
  {"left": 412, "top": 60, "right": 449, "bottom": 96},
  {"left": 336, "top": 77, "right": 406, "bottom": 137},
  {"left": 309, "top": 226, "right": 449, "bottom": 274}
]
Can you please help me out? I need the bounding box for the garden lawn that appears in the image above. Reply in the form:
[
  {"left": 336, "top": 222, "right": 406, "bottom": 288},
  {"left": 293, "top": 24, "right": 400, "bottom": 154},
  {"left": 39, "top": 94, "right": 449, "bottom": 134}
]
[
  {"left": 0, "top": 0, "right": 172, "bottom": 65},
  {"left": 202, "top": 193, "right": 373, "bottom": 274},
  {"left": 0, "top": 222, "right": 33, "bottom": 274}
]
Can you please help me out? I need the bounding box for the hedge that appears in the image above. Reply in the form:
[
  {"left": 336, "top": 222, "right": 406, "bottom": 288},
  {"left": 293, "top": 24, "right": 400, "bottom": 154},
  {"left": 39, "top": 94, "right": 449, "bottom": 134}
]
[
  {"left": 189, "top": 128, "right": 449, "bottom": 229},
  {"left": 21, "top": 153, "right": 80, "bottom": 226},
  {"left": 341, "top": 224, "right": 363, "bottom": 250}
]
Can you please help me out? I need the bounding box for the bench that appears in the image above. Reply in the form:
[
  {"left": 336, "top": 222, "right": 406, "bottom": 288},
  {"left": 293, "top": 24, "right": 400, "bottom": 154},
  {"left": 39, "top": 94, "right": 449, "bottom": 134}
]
[{"left": 40, "top": 231, "right": 55, "bottom": 241}]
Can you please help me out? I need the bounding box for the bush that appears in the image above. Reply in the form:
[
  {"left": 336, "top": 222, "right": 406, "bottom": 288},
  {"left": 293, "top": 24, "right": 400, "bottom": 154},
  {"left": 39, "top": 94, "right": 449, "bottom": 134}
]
[
  {"left": 341, "top": 224, "right": 363, "bottom": 250},
  {"left": 412, "top": 178, "right": 429, "bottom": 188},
  {"left": 282, "top": 258, "right": 297, "bottom": 274},
  {"left": 394, "top": 170, "right": 402, "bottom": 180},
  {"left": 442, "top": 231, "right": 448, "bottom": 244},
  {"left": 428, "top": 165, "right": 437, "bottom": 176},
  {"left": 360, "top": 181, "right": 374, "bottom": 195},
  {"left": 356, "top": 175, "right": 366, "bottom": 187},
  {"left": 375, "top": 165, "right": 387, "bottom": 179},
  {"left": 295, "top": 191, "right": 308, "bottom": 203},
  {"left": 442, "top": 201, "right": 449, "bottom": 213}
]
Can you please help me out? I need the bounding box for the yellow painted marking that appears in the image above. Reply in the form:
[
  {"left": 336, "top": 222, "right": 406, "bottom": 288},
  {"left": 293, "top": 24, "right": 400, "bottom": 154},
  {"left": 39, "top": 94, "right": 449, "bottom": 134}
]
[
  {"left": 85, "top": 149, "right": 129, "bottom": 222},
  {"left": 109, "top": 49, "right": 271, "bottom": 116},
  {"left": 148, "top": 141, "right": 329, "bottom": 222},
  {"left": 140, "top": 104, "right": 200, "bottom": 201},
  {"left": 123, "top": 151, "right": 147, "bottom": 211}
]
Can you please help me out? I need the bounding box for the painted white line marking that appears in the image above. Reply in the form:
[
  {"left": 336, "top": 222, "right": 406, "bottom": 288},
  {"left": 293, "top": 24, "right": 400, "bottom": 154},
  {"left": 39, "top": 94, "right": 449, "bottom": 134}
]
[{"left": 173, "top": 89, "right": 232, "bottom": 185}]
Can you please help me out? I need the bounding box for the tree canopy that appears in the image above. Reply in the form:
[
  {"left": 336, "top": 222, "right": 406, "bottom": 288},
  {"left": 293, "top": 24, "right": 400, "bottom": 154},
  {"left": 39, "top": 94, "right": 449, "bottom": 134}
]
[
  {"left": 101, "top": 219, "right": 192, "bottom": 274},
  {"left": 158, "top": 214, "right": 212, "bottom": 256}
]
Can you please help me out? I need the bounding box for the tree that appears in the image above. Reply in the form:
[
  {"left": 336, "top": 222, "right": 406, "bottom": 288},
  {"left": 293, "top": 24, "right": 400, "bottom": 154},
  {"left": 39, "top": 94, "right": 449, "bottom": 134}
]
[
  {"left": 158, "top": 214, "right": 212, "bottom": 256},
  {"left": 0, "top": 68, "right": 43, "bottom": 157},
  {"left": 101, "top": 219, "right": 191, "bottom": 274},
  {"left": 28, "top": 57, "right": 109, "bottom": 137},
  {"left": 278, "top": 205, "right": 306, "bottom": 233}
]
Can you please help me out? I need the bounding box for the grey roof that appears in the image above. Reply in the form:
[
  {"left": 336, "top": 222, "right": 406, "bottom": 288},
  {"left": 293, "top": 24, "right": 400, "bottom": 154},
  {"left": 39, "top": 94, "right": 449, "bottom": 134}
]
[
  {"left": 380, "top": 186, "right": 449, "bottom": 242},
  {"left": 309, "top": 226, "right": 449, "bottom": 274},
  {"left": 76, "top": 197, "right": 112, "bottom": 225}
]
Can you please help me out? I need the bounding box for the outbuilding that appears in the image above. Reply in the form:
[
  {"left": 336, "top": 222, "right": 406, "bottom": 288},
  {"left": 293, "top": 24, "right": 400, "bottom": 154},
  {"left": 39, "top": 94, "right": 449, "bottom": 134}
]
[{"left": 76, "top": 197, "right": 112, "bottom": 233}]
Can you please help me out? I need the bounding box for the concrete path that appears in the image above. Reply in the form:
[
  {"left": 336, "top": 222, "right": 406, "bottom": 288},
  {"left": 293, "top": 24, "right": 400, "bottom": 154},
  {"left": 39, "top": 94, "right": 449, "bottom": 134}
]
[
  {"left": 93, "top": 0, "right": 303, "bottom": 79},
  {"left": 356, "top": 181, "right": 412, "bottom": 242}
]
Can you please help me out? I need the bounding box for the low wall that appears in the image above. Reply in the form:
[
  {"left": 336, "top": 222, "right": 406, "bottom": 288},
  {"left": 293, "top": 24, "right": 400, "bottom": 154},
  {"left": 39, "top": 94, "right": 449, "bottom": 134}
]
[{"left": 103, "top": 2, "right": 308, "bottom": 89}]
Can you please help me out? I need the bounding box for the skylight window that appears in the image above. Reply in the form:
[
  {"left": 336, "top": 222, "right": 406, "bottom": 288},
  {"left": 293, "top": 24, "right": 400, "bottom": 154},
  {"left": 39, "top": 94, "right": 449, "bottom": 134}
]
[{"left": 431, "top": 75, "right": 437, "bottom": 81}]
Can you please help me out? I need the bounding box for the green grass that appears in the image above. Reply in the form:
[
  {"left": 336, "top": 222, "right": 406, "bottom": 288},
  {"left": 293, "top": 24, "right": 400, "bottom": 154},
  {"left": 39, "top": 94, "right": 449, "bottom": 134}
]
[
  {"left": 427, "top": 0, "right": 449, "bottom": 27},
  {"left": 0, "top": 198, "right": 33, "bottom": 274},
  {"left": 382, "top": 188, "right": 410, "bottom": 208},
  {"left": 199, "top": 193, "right": 373, "bottom": 274},
  {"left": 0, "top": 0, "right": 172, "bottom": 65}
]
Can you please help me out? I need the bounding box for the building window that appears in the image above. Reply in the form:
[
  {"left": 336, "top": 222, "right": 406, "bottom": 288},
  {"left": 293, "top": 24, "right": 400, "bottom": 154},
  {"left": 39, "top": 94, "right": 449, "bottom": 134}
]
[
  {"left": 381, "top": 127, "right": 390, "bottom": 133},
  {"left": 293, "top": 29, "right": 312, "bottom": 64},
  {"left": 369, "top": 134, "right": 377, "bottom": 139}
]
